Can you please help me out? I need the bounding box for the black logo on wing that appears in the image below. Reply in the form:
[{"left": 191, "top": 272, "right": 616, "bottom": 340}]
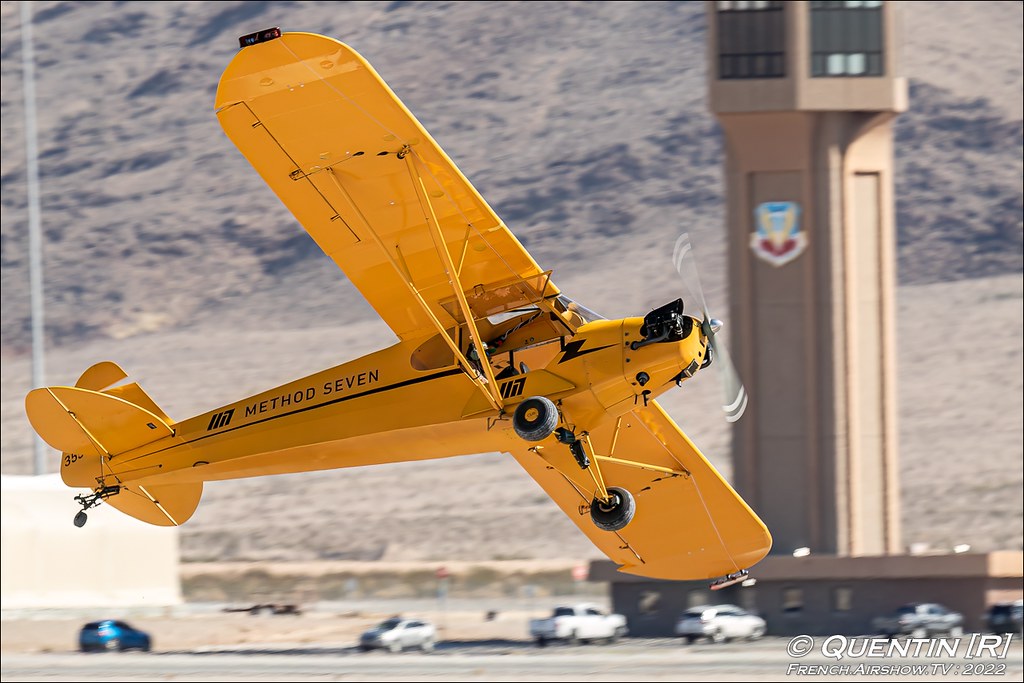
[
  {"left": 500, "top": 377, "right": 526, "bottom": 399},
  {"left": 206, "top": 409, "right": 234, "bottom": 431},
  {"left": 558, "top": 339, "right": 614, "bottom": 364}
]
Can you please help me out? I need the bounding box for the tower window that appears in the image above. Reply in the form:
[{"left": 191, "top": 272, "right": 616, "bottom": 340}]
[
  {"left": 810, "top": 1, "right": 885, "bottom": 77},
  {"left": 717, "top": 1, "right": 786, "bottom": 79}
]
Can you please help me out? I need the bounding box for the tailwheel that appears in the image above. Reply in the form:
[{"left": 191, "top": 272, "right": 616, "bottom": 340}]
[
  {"left": 512, "top": 396, "right": 558, "bottom": 442},
  {"left": 590, "top": 486, "right": 635, "bottom": 531}
]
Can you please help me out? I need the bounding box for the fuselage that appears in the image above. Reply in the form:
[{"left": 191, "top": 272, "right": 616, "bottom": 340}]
[{"left": 110, "top": 313, "right": 709, "bottom": 489}]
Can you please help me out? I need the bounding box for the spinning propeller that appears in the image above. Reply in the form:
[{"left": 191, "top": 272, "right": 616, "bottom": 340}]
[{"left": 672, "top": 233, "right": 748, "bottom": 423}]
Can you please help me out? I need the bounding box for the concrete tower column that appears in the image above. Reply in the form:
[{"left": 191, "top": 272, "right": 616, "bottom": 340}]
[{"left": 707, "top": 0, "right": 906, "bottom": 556}]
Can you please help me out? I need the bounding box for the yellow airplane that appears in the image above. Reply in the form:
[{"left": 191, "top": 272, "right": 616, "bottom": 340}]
[{"left": 25, "top": 28, "right": 770, "bottom": 584}]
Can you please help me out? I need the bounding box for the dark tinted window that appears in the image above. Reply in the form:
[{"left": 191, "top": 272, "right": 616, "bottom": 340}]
[
  {"left": 809, "top": 1, "right": 884, "bottom": 77},
  {"left": 717, "top": 1, "right": 786, "bottom": 79},
  {"left": 554, "top": 607, "right": 575, "bottom": 617}
]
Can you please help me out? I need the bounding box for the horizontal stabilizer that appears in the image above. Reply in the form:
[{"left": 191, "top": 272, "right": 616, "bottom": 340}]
[
  {"left": 106, "top": 481, "right": 203, "bottom": 527},
  {"left": 25, "top": 386, "right": 174, "bottom": 488}
]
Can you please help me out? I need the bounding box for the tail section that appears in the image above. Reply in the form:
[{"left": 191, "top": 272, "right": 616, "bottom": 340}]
[{"left": 24, "top": 362, "right": 202, "bottom": 526}]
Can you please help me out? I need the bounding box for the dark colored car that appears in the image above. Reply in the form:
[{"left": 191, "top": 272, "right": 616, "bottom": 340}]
[
  {"left": 986, "top": 600, "right": 1023, "bottom": 635},
  {"left": 79, "top": 620, "right": 152, "bottom": 652}
]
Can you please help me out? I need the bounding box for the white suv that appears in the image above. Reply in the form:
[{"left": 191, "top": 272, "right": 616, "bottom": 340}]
[
  {"left": 675, "top": 604, "right": 766, "bottom": 644},
  {"left": 359, "top": 617, "right": 436, "bottom": 653}
]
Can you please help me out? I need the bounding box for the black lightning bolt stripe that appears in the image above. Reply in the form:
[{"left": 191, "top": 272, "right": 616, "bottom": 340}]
[{"left": 558, "top": 339, "right": 614, "bottom": 364}]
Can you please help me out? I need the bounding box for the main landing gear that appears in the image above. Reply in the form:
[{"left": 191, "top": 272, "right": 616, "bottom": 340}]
[
  {"left": 512, "top": 396, "right": 636, "bottom": 532},
  {"left": 72, "top": 484, "right": 121, "bottom": 527},
  {"left": 589, "top": 486, "right": 636, "bottom": 532}
]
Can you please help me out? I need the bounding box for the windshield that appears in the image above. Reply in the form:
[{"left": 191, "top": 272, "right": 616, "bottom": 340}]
[
  {"left": 378, "top": 618, "right": 402, "bottom": 631},
  {"left": 555, "top": 295, "right": 605, "bottom": 324}
]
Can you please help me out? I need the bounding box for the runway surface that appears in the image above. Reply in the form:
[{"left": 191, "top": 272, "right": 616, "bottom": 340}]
[{"left": 4, "top": 637, "right": 1022, "bottom": 682}]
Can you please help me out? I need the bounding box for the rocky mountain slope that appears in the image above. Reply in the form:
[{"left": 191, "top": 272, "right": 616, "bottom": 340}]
[
  {"left": 0, "top": 2, "right": 1020, "bottom": 563},
  {"left": 1, "top": 1, "right": 1021, "bottom": 350}
]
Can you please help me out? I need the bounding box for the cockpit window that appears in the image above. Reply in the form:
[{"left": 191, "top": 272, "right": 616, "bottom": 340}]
[{"left": 555, "top": 295, "right": 605, "bottom": 323}]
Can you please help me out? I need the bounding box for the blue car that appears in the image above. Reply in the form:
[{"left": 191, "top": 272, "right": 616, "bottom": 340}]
[{"left": 79, "top": 620, "right": 152, "bottom": 652}]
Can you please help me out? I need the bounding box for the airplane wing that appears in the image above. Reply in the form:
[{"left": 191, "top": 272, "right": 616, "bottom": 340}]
[
  {"left": 215, "top": 32, "right": 559, "bottom": 341},
  {"left": 509, "top": 400, "right": 771, "bottom": 581}
]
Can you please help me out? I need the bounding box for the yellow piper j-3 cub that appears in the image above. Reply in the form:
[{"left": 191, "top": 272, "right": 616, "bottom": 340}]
[{"left": 25, "top": 28, "right": 770, "bottom": 585}]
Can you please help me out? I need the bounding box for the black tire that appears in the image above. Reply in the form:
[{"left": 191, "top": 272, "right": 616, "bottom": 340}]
[
  {"left": 685, "top": 635, "right": 698, "bottom": 644},
  {"left": 536, "top": 637, "right": 547, "bottom": 647},
  {"left": 512, "top": 396, "right": 558, "bottom": 441},
  {"left": 590, "top": 487, "right": 636, "bottom": 531}
]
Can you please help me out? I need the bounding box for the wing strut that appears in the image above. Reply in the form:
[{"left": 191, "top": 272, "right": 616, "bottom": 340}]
[
  {"left": 403, "top": 149, "right": 504, "bottom": 411},
  {"left": 322, "top": 166, "right": 502, "bottom": 412}
]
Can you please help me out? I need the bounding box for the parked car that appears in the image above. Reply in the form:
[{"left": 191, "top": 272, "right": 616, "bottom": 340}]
[
  {"left": 358, "top": 617, "right": 436, "bottom": 653},
  {"left": 675, "top": 604, "right": 766, "bottom": 644},
  {"left": 79, "top": 620, "right": 152, "bottom": 652},
  {"left": 529, "top": 603, "right": 628, "bottom": 646},
  {"left": 986, "top": 600, "right": 1023, "bottom": 635},
  {"left": 872, "top": 603, "right": 964, "bottom": 638}
]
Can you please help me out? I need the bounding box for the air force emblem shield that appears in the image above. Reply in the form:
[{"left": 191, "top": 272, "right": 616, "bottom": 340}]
[{"left": 751, "top": 201, "right": 806, "bottom": 267}]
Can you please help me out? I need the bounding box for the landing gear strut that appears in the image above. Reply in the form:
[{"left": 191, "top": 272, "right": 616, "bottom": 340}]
[{"left": 72, "top": 484, "right": 121, "bottom": 527}]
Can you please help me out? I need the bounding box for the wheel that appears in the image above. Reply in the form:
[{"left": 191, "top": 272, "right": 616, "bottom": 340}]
[
  {"left": 387, "top": 640, "right": 402, "bottom": 653},
  {"left": 590, "top": 487, "right": 636, "bottom": 531},
  {"left": 567, "top": 630, "right": 580, "bottom": 646},
  {"left": 949, "top": 626, "right": 964, "bottom": 638},
  {"left": 420, "top": 638, "right": 434, "bottom": 653},
  {"left": 536, "top": 637, "right": 547, "bottom": 647},
  {"left": 711, "top": 629, "right": 726, "bottom": 644},
  {"left": 512, "top": 397, "right": 558, "bottom": 441},
  {"left": 911, "top": 627, "right": 927, "bottom": 640},
  {"left": 749, "top": 625, "right": 765, "bottom": 641},
  {"left": 105, "top": 638, "right": 121, "bottom": 652},
  {"left": 685, "top": 635, "right": 698, "bottom": 644}
]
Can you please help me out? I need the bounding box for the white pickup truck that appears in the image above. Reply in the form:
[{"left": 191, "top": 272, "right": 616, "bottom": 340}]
[{"left": 529, "top": 603, "right": 628, "bottom": 645}]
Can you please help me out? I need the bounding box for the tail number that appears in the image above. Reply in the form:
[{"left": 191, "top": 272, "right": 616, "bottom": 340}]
[
  {"left": 207, "top": 409, "right": 235, "bottom": 431},
  {"left": 500, "top": 377, "right": 526, "bottom": 400}
]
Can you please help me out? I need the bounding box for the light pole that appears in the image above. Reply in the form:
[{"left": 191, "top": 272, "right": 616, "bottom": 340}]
[{"left": 20, "top": 0, "right": 48, "bottom": 475}]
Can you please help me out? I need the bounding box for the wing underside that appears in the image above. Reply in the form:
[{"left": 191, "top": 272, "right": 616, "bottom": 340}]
[
  {"left": 509, "top": 400, "right": 771, "bottom": 581},
  {"left": 215, "top": 32, "right": 559, "bottom": 341}
]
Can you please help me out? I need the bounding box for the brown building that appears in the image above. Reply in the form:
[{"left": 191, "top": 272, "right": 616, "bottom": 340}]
[
  {"left": 598, "top": 1, "right": 1023, "bottom": 636},
  {"left": 592, "top": 552, "right": 1024, "bottom": 637}
]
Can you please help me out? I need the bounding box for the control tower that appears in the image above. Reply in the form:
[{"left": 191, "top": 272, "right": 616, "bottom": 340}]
[{"left": 707, "top": 0, "right": 907, "bottom": 556}]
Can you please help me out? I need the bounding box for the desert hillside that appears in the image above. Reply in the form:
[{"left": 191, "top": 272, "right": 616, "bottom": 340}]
[
  {"left": 0, "top": 2, "right": 1021, "bottom": 350},
  {"left": 0, "top": 2, "right": 1021, "bottom": 563}
]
